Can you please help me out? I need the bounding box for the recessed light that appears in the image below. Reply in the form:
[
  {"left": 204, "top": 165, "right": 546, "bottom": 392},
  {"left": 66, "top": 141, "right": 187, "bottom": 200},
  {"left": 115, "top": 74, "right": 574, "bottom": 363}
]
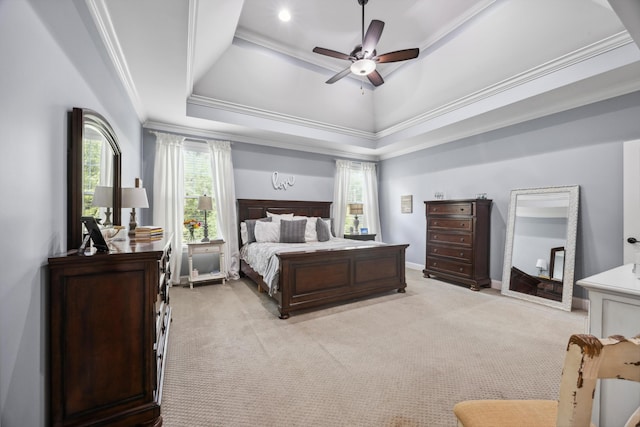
[{"left": 278, "top": 9, "right": 291, "bottom": 22}]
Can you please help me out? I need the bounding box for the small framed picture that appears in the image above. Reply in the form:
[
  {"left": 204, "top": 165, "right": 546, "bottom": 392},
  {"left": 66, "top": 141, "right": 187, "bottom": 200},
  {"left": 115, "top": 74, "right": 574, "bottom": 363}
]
[
  {"left": 401, "top": 195, "right": 413, "bottom": 213},
  {"left": 360, "top": 228, "right": 369, "bottom": 234}
]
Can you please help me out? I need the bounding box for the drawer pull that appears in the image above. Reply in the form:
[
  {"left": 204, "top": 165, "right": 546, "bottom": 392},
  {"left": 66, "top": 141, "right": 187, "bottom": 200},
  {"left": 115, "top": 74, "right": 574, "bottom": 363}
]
[
  {"left": 434, "top": 235, "right": 439, "bottom": 239},
  {"left": 461, "top": 223, "right": 465, "bottom": 227},
  {"left": 433, "top": 248, "right": 438, "bottom": 253},
  {"left": 459, "top": 268, "right": 464, "bottom": 272},
  {"left": 460, "top": 238, "right": 465, "bottom": 242},
  {"left": 459, "top": 252, "right": 464, "bottom": 257},
  {"left": 434, "top": 221, "right": 438, "bottom": 226},
  {"left": 433, "top": 262, "right": 438, "bottom": 267}
]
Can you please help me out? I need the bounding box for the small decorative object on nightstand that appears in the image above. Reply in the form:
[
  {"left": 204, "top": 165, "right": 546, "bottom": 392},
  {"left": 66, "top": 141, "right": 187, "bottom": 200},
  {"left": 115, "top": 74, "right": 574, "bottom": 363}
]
[
  {"left": 187, "top": 239, "right": 227, "bottom": 289},
  {"left": 536, "top": 258, "right": 547, "bottom": 276},
  {"left": 198, "top": 194, "right": 213, "bottom": 242},
  {"left": 348, "top": 203, "right": 363, "bottom": 234}
]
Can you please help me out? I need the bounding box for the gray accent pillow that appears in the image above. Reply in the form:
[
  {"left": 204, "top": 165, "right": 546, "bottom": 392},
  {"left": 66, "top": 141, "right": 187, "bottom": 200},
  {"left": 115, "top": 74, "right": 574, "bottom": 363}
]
[
  {"left": 246, "top": 217, "right": 272, "bottom": 243},
  {"left": 316, "top": 217, "right": 331, "bottom": 242},
  {"left": 280, "top": 219, "right": 307, "bottom": 243}
]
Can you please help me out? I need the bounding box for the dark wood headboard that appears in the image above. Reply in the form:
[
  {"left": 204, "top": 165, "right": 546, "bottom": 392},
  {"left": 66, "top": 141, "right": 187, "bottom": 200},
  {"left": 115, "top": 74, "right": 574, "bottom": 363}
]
[{"left": 237, "top": 199, "right": 332, "bottom": 223}]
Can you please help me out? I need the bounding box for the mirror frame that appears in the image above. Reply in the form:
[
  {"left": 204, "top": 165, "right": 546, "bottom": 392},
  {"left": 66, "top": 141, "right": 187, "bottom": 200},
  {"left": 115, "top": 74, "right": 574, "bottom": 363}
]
[
  {"left": 501, "top": 185, "right": 579, "bottom": 311},
  {"left": 68, "top": 107, "right": 122, "bottom": 250}
]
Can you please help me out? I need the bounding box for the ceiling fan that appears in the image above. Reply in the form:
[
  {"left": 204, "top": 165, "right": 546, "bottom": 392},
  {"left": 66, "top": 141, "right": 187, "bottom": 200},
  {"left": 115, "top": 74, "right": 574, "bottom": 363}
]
[{"left": 312, "top": 0, "right": 419, "bottom": 87}]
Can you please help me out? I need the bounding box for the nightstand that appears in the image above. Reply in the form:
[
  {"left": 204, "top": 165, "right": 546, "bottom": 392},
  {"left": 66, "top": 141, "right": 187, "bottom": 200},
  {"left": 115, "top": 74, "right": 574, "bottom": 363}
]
[
  {"left": 187, "top": 239, "right": 227, "bottom": 289},
  {"left": 343, "top": 233, "right": 376, "bottom": 241}
]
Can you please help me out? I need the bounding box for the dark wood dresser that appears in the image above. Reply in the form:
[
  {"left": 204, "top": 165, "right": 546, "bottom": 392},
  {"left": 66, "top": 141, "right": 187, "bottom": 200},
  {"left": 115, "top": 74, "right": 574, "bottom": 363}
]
[
  {"left": 47, "top": 235, "right": 172, "bottom": 426},
  {"left": 423, "top": 199, "right": 492, "bottom": 290}
]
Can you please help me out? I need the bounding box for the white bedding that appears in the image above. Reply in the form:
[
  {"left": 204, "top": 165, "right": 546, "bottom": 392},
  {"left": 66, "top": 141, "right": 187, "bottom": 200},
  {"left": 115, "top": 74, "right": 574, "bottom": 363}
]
[{"left": 240, "top": 238, "right": 383, "bottom": 296}]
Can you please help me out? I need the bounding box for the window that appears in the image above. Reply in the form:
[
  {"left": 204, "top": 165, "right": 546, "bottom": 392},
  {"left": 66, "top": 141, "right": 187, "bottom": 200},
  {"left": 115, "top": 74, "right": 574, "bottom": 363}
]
[
  {"left": 183, "top": 142, "right": 217, "bottom": 241},
  {"left": 344, "top": 167, "right": 365, "bottom": 234}
]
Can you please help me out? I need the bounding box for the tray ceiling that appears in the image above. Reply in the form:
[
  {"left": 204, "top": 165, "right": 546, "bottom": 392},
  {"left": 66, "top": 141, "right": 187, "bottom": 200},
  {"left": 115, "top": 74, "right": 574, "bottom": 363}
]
[{"left": 85, "top": 0, "right": 640, "bottom": 160}]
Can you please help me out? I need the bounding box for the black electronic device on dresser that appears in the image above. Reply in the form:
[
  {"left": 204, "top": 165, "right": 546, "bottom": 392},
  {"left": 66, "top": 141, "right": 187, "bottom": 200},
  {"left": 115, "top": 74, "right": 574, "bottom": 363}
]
[
  {"left": 47, "top": 235, "right": 172, "bottom": 427},
  {"left": 423, "top": 199, "right": 492, "bottom": 290}
]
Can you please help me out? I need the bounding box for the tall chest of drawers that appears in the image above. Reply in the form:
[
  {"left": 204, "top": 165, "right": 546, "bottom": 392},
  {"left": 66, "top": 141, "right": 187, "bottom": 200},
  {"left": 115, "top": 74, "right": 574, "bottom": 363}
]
[
  {"left": 424, "top": 199, "right": 492, "bottom": 290},
  {"left": 47, "top": 235, "right": 172, "bottom": 426}
]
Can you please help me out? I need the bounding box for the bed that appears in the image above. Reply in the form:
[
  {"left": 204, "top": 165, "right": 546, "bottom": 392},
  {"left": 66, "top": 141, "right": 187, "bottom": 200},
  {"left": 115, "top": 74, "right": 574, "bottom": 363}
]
[{"left": 238, "top": 199, "right": 409, "bottom": 319}]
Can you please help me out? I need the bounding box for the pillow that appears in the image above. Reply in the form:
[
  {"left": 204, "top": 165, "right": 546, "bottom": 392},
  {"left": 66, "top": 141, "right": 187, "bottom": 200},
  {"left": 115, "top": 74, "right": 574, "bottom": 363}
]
[
  {"left": 266, "top": 211, "right": 294, "bottom": 223},
  {"left": 280, "top": 219, "right": 307, "bottom": 243},
  {"left": 254, "top": 221, "right": 280, "bottom": 243},
  {"left": 244, "top": 217, "right": 272, "bottom": 244},
  {"left": 316, "top": 217, "right": 332, "bottom": 242},
  {"left": 293, "top": 215, "right": 318, "bottom": 242},
  {"left": 321, "top": 218, "right": 335, "bottom": 237}
]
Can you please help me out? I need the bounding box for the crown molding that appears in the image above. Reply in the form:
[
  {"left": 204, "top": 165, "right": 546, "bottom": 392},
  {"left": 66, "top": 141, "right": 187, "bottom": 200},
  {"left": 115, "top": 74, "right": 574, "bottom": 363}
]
[
  {"left": 86, "top": 0, "right": 146, "bottom": 122},
  {"left": 378, "top": 31, "right": 634, "bottom": 138},
  {"left": 143, "top": 120, "right": 379, "bottom": 161},
  {"left": 187, "top": 94, "right": 376, "bottom": 142},
  {"left": 186, "top": 0, "right": 198, "bottom": 96}
]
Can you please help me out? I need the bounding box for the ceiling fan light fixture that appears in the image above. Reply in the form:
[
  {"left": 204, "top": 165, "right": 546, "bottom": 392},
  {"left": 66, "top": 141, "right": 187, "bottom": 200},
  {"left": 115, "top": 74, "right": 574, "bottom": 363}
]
[{"left": 350, "top": 59, "right": 376, "bottom": 76}]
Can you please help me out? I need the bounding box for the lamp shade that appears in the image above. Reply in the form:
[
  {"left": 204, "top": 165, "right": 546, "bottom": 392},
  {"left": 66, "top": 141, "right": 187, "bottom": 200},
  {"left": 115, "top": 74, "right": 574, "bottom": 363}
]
[
  {"left": 92, "top": 186, "right": 113, "bottom": 207},
  {"left": 198, "top": 195, "right": 213, "bottom": 211},
  {"left": 121, "top": 187, "right": 149, "bottom": 209},
  {"left": 536, "top": 258, "right": 547, "bottom": 270},
  {"left": 348, "top": 203, "right": 364, "bottom": 215}
]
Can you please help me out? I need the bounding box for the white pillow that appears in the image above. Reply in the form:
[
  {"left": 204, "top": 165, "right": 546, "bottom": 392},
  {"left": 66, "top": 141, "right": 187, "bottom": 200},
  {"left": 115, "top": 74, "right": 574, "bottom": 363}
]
[
  {"left": 293, "top": 216, "right": 318, "bottom": 242},
  {"left": 322, "top": 218, "right": 335, "bottom": 238},
  {"left": 254, "top": 221, "right": 280, "bottom": 243},
  {"left": 266, "top": 212, "right": 294, "bottom": 223}
]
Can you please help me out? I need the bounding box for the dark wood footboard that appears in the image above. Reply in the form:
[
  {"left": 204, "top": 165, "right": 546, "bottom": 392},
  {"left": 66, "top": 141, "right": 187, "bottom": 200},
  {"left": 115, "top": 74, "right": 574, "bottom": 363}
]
[{"left": 276, "top": 244, "right": 409, "bottom": 318}]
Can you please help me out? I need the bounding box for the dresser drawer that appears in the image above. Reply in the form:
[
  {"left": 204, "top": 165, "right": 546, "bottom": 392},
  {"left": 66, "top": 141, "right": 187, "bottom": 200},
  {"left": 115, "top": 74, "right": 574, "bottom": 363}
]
[
  {"left": 427, "top": 202, "right": 472, "bottom": 216},
  {"left": 426, "top": 256, "right": 472, "bottom": 278},
  {"left": 427, "top": 231, "right": 473, "bottom": 247},
  {"left": 428, "top": 245, "right": 473, "bottom": 262},
  {"left": 428, "top": 218, "right": 473, "bottom": 231}
]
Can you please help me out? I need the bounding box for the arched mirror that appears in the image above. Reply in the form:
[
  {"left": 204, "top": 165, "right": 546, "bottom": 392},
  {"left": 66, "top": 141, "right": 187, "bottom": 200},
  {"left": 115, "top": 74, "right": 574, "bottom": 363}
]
[
  {"left": 501, "top": 185, "right": 579, "bottom": 311},
  {"left": 68, "top": 107, "right": 122, "bottom": 250}
]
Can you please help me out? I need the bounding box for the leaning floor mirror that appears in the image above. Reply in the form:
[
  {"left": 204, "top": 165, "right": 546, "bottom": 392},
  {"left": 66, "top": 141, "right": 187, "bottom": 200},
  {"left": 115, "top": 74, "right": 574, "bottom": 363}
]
[{"left": 501, "top": 185, "right": 579, "bottom": 311}]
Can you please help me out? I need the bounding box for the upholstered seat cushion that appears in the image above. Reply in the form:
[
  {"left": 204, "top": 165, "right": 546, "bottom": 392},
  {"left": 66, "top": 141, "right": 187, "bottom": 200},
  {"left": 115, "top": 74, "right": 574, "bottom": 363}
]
[{"left": 453, "top": 400, "right": 559, "bottom": 427}]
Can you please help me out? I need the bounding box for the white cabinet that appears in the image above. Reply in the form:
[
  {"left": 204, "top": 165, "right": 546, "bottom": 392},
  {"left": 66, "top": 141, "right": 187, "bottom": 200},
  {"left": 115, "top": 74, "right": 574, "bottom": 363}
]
[
  {"left": 187, "top": 239, "right": 227, "bottom": 289},
  {"left": 577, "top": 264, "right": 640, "bottom": 427}
]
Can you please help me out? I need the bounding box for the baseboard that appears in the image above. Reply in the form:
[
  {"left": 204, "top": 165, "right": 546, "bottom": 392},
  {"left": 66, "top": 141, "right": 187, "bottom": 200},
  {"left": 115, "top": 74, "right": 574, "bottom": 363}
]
[{"left": 406, "top": 262, "right": 424, "bottom": 271}]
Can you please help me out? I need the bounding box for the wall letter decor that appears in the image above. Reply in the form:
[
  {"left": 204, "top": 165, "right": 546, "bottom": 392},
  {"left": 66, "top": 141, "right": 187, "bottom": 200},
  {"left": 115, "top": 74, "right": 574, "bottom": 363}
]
[{"left": 272, "top": 171, "right": 295, "bottom": 190}]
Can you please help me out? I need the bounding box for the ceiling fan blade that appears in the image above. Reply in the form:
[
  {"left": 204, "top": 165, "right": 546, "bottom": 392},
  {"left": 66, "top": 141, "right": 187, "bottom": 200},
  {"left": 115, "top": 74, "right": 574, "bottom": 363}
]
[
  {"left": 376, "top": 48, "right": 420, "bottom": 63},
  {"left": 326, "top": 66, "right": 353, "bottom": 84},
  {"left": 312, "top": 47, "right": 352, "bottom": 61},
  {"left": 362, "top": 20, "right": 384, "bottom": 58},
  {"left": 367, "top": 70, "right": 384, "bottom": 87}
]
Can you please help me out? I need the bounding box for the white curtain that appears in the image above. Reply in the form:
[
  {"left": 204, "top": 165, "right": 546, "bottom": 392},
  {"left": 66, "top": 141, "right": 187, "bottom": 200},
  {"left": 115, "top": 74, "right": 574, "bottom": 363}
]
[
  {"left": 332, "top": 160, "right": 351, "bottom": 237},
  {"left": 207, "top": 140, "right": 240, "bottom": 280},
  {"left": 152, "top": 131, "right": 185, "bottom": 285},
  {"left": 361, "top": 162, "right": 382, "bottom": 242}
]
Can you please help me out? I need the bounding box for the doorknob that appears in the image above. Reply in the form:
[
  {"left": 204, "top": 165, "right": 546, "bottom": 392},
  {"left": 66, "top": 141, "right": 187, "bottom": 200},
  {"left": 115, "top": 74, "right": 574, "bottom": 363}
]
[{"left": 628, "top": 237, "right": 638, "bottom": 244}]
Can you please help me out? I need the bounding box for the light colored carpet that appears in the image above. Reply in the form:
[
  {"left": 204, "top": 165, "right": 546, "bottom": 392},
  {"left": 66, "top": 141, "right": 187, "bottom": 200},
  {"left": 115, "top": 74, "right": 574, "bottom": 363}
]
[{"left": 161, "top": 268, "right": 587, "bottom": 427}]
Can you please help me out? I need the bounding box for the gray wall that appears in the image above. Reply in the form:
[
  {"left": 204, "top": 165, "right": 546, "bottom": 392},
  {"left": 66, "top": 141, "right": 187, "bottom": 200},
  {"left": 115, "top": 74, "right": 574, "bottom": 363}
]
[
  {"left": 0, "top": 1, "right": 141, "bottom": 426},
  {"left": 379, "top": 91, "right": 640, "bottom": 298}
]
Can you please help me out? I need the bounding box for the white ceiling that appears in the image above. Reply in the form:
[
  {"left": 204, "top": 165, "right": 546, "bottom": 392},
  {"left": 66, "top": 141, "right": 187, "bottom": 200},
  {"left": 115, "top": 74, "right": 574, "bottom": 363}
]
[{"left": 85, "top": 0, "right": 640, "bottom": 160}]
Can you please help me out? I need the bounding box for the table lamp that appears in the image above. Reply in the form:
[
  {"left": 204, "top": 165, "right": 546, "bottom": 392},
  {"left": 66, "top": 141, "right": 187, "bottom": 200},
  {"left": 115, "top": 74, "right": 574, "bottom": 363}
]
[
  {"left": 122, "top": 187, "right": 149, "bottom": 235},
  {"left": 348, "top": 203, "right": 364, "bottom": 234},
  {"left": 92, "top": 186, "right": 113, "bottom": 226},
  {"left": 198, "top": 194, "right": 213, "bottom": 242}
]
